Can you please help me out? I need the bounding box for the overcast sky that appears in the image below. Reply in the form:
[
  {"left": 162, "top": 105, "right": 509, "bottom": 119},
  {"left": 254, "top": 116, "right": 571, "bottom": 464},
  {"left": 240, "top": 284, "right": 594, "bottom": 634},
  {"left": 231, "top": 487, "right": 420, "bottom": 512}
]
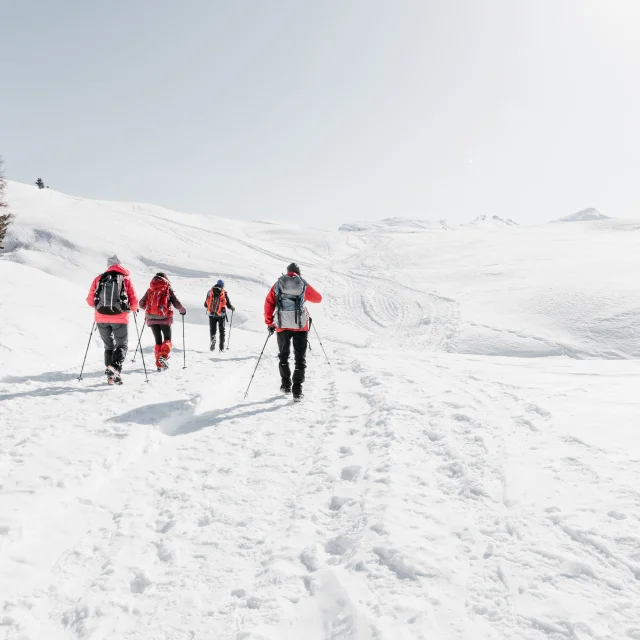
[{"left": 2, "top": 0, "right": 640, "bottom": 227}]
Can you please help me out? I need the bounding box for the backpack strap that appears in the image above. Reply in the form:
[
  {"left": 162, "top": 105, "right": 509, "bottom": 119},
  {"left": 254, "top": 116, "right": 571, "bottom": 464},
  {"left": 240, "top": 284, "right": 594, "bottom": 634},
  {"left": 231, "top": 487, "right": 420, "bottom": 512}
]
[
  {"left": 94, "top": 271, "right": 113, "bottom": 307},
  {"left": 275, "top": 279, "right": 282, "bottom": 328}
]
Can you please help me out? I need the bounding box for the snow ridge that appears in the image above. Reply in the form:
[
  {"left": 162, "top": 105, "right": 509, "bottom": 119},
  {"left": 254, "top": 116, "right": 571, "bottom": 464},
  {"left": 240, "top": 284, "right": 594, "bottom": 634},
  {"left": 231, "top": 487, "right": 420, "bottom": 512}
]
[{"left": 339, "top": 217, "right": 453, "bottom": 232}]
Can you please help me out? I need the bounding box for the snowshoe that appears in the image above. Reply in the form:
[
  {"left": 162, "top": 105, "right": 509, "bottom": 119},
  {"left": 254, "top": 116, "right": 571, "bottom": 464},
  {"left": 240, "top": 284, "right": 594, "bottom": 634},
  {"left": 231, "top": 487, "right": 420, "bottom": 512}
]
[
  {"left": 292, "top": 386, "right": 303, "bottom": 402},
  {"left": 107, "top": 366, "right": 123, "bottom": 385},
  {"left": 158, "top": 356, "right": 169, "bottom": 371}
]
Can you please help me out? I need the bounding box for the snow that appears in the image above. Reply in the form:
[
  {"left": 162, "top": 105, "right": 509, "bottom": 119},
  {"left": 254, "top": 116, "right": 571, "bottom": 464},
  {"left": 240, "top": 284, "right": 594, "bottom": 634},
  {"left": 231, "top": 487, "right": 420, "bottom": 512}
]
[
  {"left": 2, "top": 181, "right": 640, "bottom": 639},
  {"left": 552, "top": 208, "right": 611, "bottom": 223}
]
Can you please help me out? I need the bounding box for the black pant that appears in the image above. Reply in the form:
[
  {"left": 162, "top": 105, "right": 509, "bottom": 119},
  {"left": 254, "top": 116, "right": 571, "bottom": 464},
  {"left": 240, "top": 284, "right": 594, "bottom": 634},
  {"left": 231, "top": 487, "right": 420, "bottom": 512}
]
[
  {"left": 150, "top": 324, "right": 172, "bottom": 345},
  {"left": 209, "top": 316, "right": 226, "bottom": 349},
  {"left": 97, "top": 323, "right": 128, "bottom": 371},
  {"left": 277, "top": 330, "right": 308, "bottom": 389}
]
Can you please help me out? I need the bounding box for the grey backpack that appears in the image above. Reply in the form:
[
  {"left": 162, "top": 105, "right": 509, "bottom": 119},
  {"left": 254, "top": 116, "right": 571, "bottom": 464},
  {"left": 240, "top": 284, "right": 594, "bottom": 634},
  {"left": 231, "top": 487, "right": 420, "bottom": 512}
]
[
  {"left": 275, "top": 275, "right": 308, "bottom": 329},
  {"left": 94, "top": 272, "right": 130, "bottom": 315}
]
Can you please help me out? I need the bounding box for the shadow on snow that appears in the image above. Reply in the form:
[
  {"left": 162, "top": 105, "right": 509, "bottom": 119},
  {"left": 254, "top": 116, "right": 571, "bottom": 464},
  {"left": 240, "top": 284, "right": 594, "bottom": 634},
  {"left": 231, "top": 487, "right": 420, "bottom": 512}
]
[{"left": 107, "top": 395, "right": 286, "bottom": 436}]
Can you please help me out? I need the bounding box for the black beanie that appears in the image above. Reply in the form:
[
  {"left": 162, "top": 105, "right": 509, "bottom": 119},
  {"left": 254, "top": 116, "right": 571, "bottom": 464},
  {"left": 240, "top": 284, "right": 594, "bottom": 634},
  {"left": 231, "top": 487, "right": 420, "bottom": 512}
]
[{"left": 287, "top": 262, "right": 300, "bottom": 275}]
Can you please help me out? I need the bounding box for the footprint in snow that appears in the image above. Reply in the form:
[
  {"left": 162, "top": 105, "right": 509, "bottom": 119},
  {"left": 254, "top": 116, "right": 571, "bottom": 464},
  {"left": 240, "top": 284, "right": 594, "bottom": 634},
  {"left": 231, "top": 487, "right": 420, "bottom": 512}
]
[
  {"left": 130, "top": 571, "right": 153, "bottom": 594},
  {"left": 329, "top": 496, "right": 349, "bottom": 511},
  {"left": 341, "top": 465, "right": 361, "bottom": 482},
  {"left": 325, "top": 535, "right": 355, "bottom": 556}
]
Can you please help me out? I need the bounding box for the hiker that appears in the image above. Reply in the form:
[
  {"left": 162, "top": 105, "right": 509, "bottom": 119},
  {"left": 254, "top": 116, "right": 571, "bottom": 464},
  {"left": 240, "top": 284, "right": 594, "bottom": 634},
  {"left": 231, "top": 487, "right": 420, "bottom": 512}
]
[
  {"left": 204, "top": 279, "right": 235, "bottom": 351},
  {"left": 139, "top": 272, "right": 186, "bottom": 371},
  {"left": 86, "top": 255, "right": 139, "bottom": 384},
  {"left": 264, "top": 262, "right": 322, "bottom": 400}
]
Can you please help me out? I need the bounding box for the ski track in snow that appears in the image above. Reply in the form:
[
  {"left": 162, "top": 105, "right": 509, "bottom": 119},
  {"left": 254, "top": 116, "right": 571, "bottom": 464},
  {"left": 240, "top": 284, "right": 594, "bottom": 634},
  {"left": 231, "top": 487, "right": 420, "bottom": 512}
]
[{"left": 2, "top": 183, "right": 640, "bottom": 639}]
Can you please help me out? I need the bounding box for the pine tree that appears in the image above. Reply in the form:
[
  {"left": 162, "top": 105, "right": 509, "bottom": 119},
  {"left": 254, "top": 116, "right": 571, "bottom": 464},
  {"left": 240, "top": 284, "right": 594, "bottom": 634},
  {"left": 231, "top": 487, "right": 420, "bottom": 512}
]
[
  {"left": 0, "top": 156, "right": 13, "bottom": 251},
  {"left": 35, "top": 177, "right": 45, "bottom": 189}
]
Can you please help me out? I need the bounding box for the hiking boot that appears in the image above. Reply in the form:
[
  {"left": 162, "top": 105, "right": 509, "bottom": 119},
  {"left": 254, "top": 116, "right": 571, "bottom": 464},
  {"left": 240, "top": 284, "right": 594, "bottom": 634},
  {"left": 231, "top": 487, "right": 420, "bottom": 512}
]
[
  {"left": 158, "top": 356, "right": 169, "bottom": 370},
  {"left": 280, "top": 384, "right": 292, "bottom": 394},
  {"left": 210, "top": 337, "right": 216, "bottom": 352},
  {"left": 292, "top": 385, "right": 303, "bottom": 402}
]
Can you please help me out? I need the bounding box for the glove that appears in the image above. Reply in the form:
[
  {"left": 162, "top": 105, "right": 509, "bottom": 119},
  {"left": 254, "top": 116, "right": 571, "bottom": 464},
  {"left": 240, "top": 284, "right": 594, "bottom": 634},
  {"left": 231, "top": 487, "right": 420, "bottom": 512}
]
[
  {"left": 179, "top": 309, "right": 186, "bottom": 316},
  {"left": 268, "top": 326, "right": 276, "bottom": 336}
]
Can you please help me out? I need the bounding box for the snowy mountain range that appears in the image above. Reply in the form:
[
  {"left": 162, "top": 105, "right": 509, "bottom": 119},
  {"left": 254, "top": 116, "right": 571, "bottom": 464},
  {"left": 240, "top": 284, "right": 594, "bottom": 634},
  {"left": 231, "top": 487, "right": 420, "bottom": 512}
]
[
  {"left": 2, "top": 182, "right": 640, "bottom": 639},
  {"left": 463, "top": 214, "right": 518, "bottom": 227},
  {"left": 341, "top": 209, "right": 615, "bottom": 232}
]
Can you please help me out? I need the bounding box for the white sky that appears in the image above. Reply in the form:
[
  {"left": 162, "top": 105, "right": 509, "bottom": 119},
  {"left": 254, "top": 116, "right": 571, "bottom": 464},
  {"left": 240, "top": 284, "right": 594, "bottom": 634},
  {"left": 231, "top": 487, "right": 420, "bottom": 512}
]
[{"left": 3, "top": 0, "right": 640, "bottom": 227}]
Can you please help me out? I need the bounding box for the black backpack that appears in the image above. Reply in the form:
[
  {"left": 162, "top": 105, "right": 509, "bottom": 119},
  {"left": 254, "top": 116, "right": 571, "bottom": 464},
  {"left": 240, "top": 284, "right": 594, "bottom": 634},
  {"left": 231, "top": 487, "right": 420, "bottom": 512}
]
[{"left": 94, "top": 272, "right": 130, "bottom": 315}]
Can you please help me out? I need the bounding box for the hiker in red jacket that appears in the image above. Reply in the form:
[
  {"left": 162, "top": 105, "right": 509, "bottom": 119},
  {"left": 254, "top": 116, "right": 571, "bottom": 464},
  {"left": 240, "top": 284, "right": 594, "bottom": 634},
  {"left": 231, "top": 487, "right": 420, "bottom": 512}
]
[
  {"left": 86, "top": 255, "right": 139, "bottom": 384},
  {"left": 139, "top": 272, "right": 186, "bottom": 371},
  {"left": 264, "top": 262, "right": 322, "bottom": 400}
]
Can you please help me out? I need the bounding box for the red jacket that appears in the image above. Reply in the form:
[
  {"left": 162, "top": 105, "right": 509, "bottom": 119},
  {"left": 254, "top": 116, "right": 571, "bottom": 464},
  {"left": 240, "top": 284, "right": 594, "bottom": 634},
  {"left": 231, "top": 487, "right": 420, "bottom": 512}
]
[
  {"left": 264, "top": 272, "right": 322, "bottom": 332},
  {"left": 86, "top": 264, "right": 139, "bottom": 324}
]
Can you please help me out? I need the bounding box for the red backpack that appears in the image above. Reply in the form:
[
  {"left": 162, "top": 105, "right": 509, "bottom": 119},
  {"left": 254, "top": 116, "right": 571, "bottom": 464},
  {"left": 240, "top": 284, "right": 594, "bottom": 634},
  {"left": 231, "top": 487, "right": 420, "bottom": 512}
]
[{"left": 145, "top": 276, "right": 172, "bottom": 318}]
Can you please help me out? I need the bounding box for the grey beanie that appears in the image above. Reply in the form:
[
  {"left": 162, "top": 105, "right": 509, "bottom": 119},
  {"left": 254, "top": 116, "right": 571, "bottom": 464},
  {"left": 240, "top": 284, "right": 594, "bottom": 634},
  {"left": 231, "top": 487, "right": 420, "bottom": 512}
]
[{"left": 107, "top": 254, "right": 121, "bottom": 267}]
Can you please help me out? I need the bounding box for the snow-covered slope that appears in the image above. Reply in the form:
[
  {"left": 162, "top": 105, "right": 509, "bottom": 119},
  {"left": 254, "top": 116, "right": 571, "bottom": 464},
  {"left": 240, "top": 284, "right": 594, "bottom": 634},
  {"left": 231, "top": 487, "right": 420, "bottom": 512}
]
[
  {"left": 2, "top": 182, "right": 640, "bottom": 640},
  {"left": 552, "top": 207, "right": 611, "bottom": 223}
]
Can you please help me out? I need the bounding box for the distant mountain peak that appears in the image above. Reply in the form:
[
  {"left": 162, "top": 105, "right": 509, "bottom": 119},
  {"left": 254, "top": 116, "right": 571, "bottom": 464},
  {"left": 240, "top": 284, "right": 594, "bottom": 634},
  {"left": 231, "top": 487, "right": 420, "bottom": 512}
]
[
  {"left": 553, "top": 208, "right": 611, "bottom": 223},
  {"left": 464, "top": 215, "right": 518, "bottom": 227}
]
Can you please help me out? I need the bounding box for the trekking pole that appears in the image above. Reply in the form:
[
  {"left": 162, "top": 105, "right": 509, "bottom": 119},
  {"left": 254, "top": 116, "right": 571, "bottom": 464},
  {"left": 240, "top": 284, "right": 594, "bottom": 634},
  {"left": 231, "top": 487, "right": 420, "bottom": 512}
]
[
  {"left": 310, "top": 318, "right": 331, "bottom": 366},
  {"left": 133, "top": 312, "right": 149, "bottom": 383},
  {"left": 131, "top": 322, "right": 146, "bottom": 362},
  {"left": 182, "top": 314, "right": 187, "bottom": 369},
  {"left": 244, "top": 333, "right": 272, "bottom": 399},
  {"left": 77, "top": 321, "right": 96, "bottom": 381},
  {"left": 227, "top": 309, "right": 234, "bottom": 350}
]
